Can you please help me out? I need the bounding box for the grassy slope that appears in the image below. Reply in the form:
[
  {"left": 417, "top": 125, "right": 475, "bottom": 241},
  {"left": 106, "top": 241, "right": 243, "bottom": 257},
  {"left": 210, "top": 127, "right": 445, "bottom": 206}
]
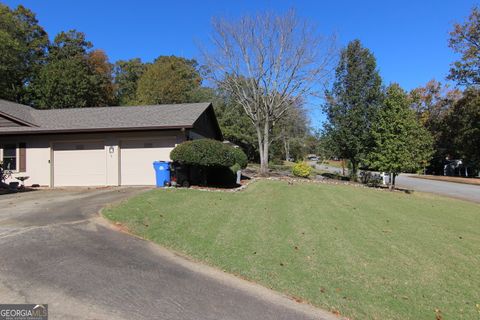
[{"left": 103, "top": 180, "right": 480, "bottom": 320}]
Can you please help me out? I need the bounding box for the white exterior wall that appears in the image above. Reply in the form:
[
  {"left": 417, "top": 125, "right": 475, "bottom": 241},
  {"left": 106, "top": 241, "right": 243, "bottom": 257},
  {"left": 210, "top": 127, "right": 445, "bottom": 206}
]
[
  {"left": 0, "top": 136, "right": 51, "bottom": 186},
  {"left": 105, "top": 134, "right": 120, "bottom": 186},
  {"left": 0, "top": 130, "right": 186, "bottom": 187}
]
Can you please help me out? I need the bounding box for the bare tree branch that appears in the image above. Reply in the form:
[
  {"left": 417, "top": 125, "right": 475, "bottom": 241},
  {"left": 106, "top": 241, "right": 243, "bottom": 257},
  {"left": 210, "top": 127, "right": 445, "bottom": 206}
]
[{"left": 201, "top": 10, "right": 337, "bottom": 174}]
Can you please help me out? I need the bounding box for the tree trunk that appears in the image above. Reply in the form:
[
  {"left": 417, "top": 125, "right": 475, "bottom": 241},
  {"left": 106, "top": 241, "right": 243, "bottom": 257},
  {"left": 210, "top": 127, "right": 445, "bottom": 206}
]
[
  {"left": 389, "top": 173, "right": 396, "bottom": 191},
  {"left": 283, "top": 137, "right": 290, "bottom": 161},
  {"left": 350, "top": 160, "right": 358, "bottom": 181},
  {"left": 261, "top": 119, "right": 270, "bottom": 175},
  {"left": 256, "top": 119, "right": 271, "bottom": 176},
  {"left": 256, "top": 124, "right": 267, "bottom": 176},
  {"left": 262, "top": 142, "right": 269, "bottom": 174}
]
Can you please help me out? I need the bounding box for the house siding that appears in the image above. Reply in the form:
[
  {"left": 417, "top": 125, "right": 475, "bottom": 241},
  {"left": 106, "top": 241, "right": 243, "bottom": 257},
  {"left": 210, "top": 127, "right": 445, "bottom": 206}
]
[{"left": 0, "top": 130, "right": 186, "bottom": 187}]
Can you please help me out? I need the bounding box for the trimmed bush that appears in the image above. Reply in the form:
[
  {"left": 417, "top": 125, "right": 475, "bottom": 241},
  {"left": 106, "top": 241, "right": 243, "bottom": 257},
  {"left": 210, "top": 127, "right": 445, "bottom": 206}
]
[
  {"left": 171, "top": 139, "right": 234, "bottom": 167},
  {"left": 231, "top": 147, "right": 248, "bottom": 169},
  {"left": 170, "top": 139, "right": 248, "bottom": 169},
  {"left": 292, "top": 162, "right": 312, "bottom": 178}
]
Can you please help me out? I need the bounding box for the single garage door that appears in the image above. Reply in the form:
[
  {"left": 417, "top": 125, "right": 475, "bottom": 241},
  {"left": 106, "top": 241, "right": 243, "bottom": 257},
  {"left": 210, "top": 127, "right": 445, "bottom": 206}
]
[
  {"left": 120, "top": 138, "right": 176, "bottom": 185},
  {"left": 53, "top": 141, "right": 106, "bottom": 187}
]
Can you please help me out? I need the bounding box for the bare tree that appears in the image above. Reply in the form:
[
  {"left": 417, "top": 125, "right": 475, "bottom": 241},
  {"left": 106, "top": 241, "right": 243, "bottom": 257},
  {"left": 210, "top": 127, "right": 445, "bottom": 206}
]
[
  {"left": 274, "top": 104, "right": 309, "bottom": 161},
  {"left": 202, "top": 10, "right": 336, "bottom": 175}
]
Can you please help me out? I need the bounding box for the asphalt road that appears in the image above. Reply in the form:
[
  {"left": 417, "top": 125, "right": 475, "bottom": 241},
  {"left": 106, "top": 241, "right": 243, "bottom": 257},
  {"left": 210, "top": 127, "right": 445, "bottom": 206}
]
[
  {"left": 315, "top": 163, "right": 480, "bottom": 203},
  {"left": 0, "top": 188, "right": 336, "bottom": 320},
  {"left": 395, "top": 174, "right": 480, "bottom": 203}
]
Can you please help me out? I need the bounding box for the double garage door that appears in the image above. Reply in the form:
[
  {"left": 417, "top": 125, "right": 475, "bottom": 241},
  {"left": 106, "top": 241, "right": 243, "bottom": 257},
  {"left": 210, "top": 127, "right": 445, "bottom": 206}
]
[{"left": 52, "top": 138, "right": 175, "bottom": 187}]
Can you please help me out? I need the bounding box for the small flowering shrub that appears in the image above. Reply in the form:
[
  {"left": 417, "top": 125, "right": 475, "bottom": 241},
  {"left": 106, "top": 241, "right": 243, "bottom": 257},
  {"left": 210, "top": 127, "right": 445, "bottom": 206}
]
[{"left": 292, "top": 162, "right": 312, "bottom": 178}]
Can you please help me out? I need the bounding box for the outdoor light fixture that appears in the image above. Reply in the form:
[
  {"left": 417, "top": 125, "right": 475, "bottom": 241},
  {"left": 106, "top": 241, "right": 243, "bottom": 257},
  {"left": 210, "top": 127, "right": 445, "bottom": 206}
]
[{"left": 109, "top": 146, "right": 114, "bottom": 154}]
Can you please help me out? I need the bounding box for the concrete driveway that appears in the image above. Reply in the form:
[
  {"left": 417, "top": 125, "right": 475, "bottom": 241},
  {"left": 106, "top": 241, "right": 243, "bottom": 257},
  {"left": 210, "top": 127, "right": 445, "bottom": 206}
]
[{"left": 0, "top": 188, "right": 336, "bottom": 320}]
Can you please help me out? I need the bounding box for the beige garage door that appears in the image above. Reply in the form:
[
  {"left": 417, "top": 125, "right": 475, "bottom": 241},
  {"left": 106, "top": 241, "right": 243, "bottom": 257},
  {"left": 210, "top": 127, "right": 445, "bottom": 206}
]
[
  {"left": 53, "top": 141, "right": 106, "bottom": 187},
  {"left": 120, "top": 138, "right": 176, "bottom": 185}
]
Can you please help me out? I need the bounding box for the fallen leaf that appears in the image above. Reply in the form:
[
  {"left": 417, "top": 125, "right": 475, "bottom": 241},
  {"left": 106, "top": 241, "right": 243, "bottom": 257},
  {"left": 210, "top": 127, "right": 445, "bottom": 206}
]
[{"left": 331, "top": 309, "right": 340, "bottom": 316}]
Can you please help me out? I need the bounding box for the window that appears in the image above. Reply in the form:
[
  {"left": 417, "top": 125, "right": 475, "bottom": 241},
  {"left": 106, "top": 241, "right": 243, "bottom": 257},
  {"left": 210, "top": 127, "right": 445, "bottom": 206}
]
[{"left": 2, "top": 144, "right": 16, "bottom": 171}]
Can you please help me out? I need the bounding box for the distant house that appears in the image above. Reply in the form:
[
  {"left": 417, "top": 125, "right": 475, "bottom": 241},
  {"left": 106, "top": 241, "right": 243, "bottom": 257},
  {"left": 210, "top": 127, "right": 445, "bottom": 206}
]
[{"left": 0, "top": 100, "right": 222, "bottom": 187}]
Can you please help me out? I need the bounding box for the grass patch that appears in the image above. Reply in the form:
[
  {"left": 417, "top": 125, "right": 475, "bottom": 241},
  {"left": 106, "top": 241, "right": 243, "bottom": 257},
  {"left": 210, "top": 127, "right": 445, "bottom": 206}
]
[
  {"left": 103, "top": 180, "right": 480, "bottom": 319},
  {"left": 247, "top": 161, "right": 295, "bottom": 173},
  {"left": 321, "top": 160, "right": 346, "bottom": 169}
]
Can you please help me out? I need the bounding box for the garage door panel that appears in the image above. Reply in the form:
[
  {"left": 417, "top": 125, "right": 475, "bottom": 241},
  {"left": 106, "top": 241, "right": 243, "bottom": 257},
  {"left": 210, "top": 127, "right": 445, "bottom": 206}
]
[
  {"left": 121, "top": 139, "right": 173, "bottom": 149},
  {"left": 54, "top": 141, "right": 106, "bottom": 187},
  {"left": 120, "top": 138, "right": 175, "bottom": 186}
]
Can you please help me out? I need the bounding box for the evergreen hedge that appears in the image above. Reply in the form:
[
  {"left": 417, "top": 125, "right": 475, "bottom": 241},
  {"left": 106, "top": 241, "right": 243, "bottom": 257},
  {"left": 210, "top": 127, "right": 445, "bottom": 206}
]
[{"left": 170, "top": 139, "right": 247, "bottom": 169}]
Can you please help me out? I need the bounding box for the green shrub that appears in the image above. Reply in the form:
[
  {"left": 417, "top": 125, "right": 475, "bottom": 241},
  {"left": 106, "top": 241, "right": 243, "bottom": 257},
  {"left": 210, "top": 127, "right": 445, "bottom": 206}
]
[
  {"left": 230, "top": 163, "right": 241, "bottom": 174},
  {"left": 231, "top": 147, "right": 248, "bottom": 169},
  {"left": 292, "top": 162, "right": 312, "bottom": 178},
  {"left": 170, "top": 139, "right": 248, "bottom": 169},
  {"left": 170, "top": 139, "right": 234, "bottom": 167}
]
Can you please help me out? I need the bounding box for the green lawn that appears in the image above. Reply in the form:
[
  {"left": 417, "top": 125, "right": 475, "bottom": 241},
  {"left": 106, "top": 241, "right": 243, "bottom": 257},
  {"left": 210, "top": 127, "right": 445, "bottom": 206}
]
[
  {"left": 103, "top": 180, "right": 480, "bottom": 320},
  {"left": 321, "top": 160, "right": 345, "bottom": 169}
]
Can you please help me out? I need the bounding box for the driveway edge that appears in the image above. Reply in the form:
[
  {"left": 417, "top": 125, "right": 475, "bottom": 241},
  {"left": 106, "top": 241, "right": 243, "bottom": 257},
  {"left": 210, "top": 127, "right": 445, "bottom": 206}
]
[{"left": 96, "top": 214, "right": 343, "bottom": 320}]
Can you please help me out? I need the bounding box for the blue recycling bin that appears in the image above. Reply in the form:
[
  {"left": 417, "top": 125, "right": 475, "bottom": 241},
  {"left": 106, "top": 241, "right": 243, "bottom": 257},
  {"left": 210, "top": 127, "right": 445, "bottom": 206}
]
[{"left": 153, "top": 161, "right": 171, "bottom": 187}]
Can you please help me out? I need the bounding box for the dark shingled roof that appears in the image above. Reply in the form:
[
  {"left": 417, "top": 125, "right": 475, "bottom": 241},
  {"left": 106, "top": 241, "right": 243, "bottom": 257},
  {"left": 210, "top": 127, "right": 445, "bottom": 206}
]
[
  {"left": 0, "top": 100, "right": 38, "bottom": 126},
  {"left": 0, "top": 100, "right": 215, "bottom": 134}
]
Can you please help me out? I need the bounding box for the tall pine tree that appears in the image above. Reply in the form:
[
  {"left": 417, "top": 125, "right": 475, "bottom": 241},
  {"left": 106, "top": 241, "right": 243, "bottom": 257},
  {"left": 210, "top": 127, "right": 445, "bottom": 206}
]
[{"left": 323, "top": 40, "right": 383, "bottom": 180}]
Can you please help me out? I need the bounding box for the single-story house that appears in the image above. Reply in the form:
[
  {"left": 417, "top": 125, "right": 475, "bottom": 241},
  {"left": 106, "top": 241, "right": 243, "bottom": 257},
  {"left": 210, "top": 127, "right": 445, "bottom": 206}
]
[{"left": 0, "top": 99, "right": 222, "bottom": 187}]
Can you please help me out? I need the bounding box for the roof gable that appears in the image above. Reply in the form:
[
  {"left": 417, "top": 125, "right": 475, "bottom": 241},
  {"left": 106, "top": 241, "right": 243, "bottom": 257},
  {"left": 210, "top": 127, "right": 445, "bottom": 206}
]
[
  {"left": 192, "top": 105, "right": 223, "bottom": 140},
  {"left": 0, "top": 114, "right": 29, "bottom": 127},
  {"left": 0, "top": 100, "right": 37, "bottom": 126},
  {"left": 0, "top": 101, "right": 221, "bottom": 137}
]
